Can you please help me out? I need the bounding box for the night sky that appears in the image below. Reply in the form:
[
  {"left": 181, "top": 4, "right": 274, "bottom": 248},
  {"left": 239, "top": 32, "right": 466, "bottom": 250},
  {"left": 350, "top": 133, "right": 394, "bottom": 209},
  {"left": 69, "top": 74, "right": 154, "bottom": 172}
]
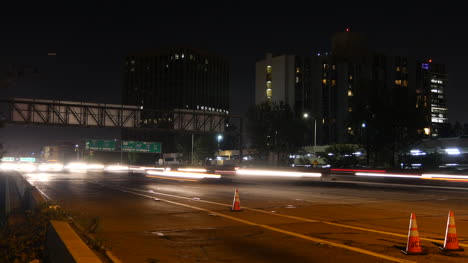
[{"left": 0, "top": 3, "right": 467, "bottom": 153}]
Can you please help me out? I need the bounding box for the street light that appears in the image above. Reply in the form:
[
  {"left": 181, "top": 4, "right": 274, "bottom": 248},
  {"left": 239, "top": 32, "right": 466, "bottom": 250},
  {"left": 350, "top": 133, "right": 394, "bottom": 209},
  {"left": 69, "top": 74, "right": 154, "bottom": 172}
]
[
  {"left": 75, "top": 144, "right": 79, "bottom": 161},
  {"left": 217, "top": 134, "right": 223, "bottom": 150},
  {"left": 303, "top": 113, "right": 317, "bottom": 154}
]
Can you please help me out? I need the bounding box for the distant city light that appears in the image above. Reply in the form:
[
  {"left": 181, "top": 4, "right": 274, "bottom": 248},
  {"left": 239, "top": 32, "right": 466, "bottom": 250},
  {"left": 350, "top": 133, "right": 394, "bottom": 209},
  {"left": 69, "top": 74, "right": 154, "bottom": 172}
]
[
  {"left": 424, "top": 128, "right": 430, "bottom": 135},
  {"left": 428, "top": 59, "right": 432, "bottom": 63},
  {"left": 47, "top": 52, "right": 57, "bottom": 56},
  {"left": 345, "top": 28, "right": 350, "bottom": 32}
]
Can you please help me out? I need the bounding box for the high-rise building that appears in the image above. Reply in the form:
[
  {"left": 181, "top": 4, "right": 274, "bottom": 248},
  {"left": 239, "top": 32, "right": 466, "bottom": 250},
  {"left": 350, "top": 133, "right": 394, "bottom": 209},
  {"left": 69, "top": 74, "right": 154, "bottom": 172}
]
[
  {"left": 123, "top": 48, "right": 229, "bottom": 113},
  {"left": 416, "top": 62, "right": 448, "bottom": 137},
  {"left": 122, "top": 48, "right": 230, "bottom": 152},
  {"left": 255, "top": 30, "right": 449, "bottom": 146}
]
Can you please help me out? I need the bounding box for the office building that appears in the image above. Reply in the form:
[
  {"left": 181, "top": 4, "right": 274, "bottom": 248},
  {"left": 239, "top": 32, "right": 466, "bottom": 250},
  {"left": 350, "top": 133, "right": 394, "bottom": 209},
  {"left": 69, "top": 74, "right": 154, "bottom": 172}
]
[
  {"left": 123, "top": 47, "right": 229, "bottom": 113},
  {"left": 255, "top": 30, "right": 449, "bottom": 145},
  {"left": 122, "top": 48, "right": 230, "bottom": 152}
]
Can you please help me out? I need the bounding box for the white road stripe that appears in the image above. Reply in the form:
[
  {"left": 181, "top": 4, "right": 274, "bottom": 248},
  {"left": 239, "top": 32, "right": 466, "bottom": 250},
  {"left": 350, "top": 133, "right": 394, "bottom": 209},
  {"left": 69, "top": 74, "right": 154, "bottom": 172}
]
[{"left": 99, "top": 183, "right": 415, "bottom": 263}]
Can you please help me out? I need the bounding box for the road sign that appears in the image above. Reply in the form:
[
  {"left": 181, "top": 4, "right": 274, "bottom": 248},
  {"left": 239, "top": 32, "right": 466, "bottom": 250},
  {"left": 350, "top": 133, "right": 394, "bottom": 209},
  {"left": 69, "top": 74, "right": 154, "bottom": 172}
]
[
  {"left": 19, "top": 157, "right": 36, "bottom": 162},
  {"left": 122, "top": 141, "right": 161, "bottom": 153},
  {"left": 85, "top": 139, "right": 116, "bottom": 151},
  {"left": 1, "top": 157, "right": 15, "bottom": 162}
]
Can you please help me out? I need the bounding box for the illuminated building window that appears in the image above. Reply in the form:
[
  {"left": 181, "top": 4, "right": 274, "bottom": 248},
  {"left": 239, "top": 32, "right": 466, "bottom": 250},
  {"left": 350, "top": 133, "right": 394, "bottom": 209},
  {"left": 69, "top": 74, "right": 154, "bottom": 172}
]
[
  {"left": 266, "top": 65, "right": 272, "bottom": 74},
  {"left": 402, "top": 80, "right": 408, "bottom": 87},
  {"left": 266, "top": 88, "right": 272, "bottom": 98},
  {"left": 175, "top": 54, "right": 179, "bottom": 59},
  {"left": 296, "top": 67, "right": 300, "bottom": 73},
  {"left": 181, "top": 54, "right": 185, "bottom": 58},
  {"left": 332, "top": 64, "right": 336, "bottom": 70},
  {"left": 266, "top": 81, "right": 272, "bottom": 89},
  {"left": 349, "top": 75, "right": 353, "bottom": 80},
  {"left": 348, "top": 107, "right": 353, "bottom": 112},
  {"left": 396, "top": 66, "right": 400, "bottom": 72},
  {"left": 348, "top": 90, "right": 353, "bottom": 96},
  {"left": 322, "top": 79, "right": 327, "bottom": 84},
  {"left": 323, "top": 64, "right": 328, "bottom": 69},
  {"left": 331, "top": 80, "right": 336, "bottom": 86},
  {"left": 402, "top": 67, "right": 408, "bottom": 73},
  {"left": 205, "top": 59, "right": 209, "bottom": 64},
  {"left": 395, "top": 80, "right": 402, "bottom": 85},
  {"left": 131, "top": 60, "right": 135, "bottom": 64},
  {"left": 190, "top": 54, "right": 193, "bottom": 60},
  {"left": 296, "top": 76, "right": 299, "bottom": 83}
]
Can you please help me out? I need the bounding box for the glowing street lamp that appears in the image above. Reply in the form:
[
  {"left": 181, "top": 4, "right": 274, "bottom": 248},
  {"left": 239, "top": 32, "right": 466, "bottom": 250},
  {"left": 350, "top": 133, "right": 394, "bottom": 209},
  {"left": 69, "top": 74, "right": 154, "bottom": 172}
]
[
  {"left": 217, "top": 134, "right": 223, "bottom": 150},
  {"left": 303, "top": 113, "right": 316, "bottom": 153}
]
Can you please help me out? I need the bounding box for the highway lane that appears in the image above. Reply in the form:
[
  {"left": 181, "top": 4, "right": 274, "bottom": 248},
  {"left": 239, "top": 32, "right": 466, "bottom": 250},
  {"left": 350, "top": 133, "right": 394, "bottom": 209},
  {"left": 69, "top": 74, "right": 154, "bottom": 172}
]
[{"left": 21, "top": 171, "right": 468, "bottom": 262}]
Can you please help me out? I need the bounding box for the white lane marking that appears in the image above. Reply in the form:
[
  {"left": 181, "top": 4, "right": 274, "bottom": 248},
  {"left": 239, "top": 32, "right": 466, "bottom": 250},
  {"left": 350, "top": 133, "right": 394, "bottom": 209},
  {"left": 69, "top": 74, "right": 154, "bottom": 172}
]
[
  {"left": 99, "top": 183, "right": 465, "bottom": 247},
  {"left": 100, "top": 183, "right": 414, "bottom": 263}
]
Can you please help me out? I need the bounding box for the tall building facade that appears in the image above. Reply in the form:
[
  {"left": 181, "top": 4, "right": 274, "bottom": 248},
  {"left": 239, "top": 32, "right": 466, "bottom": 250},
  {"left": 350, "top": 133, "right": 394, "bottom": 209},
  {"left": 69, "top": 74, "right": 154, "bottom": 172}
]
[
  {"left": 255, "top": 31, "right": 449, "bottom": 146},
  {"left": 123, "top": 48, "right": 229, "bottom": 113},
  {"left": 416, "top": 62, "right": 449, "bottom": 137},
  {"left": 122, "top": 48, "right": 230, "bottom": 152}
]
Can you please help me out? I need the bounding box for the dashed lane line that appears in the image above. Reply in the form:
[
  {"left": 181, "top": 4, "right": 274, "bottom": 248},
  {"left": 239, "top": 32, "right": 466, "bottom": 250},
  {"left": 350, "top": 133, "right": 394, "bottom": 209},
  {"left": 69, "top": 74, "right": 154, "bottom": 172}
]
[
  {"left": 97, "top": 183, "right": 463, "bottom": 247},
  {"left": 98, "top": 183, "right": 415, "bottom": 263}
]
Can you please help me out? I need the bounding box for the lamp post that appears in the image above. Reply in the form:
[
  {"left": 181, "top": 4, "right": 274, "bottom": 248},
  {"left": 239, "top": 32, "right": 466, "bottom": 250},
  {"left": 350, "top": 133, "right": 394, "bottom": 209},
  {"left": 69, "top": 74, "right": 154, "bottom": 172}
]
[
  {"left": 303, "top": 113, "right": 317, "bottom": 154},
  {"left": 75, "top": 144, "right": 79, "bottom": 161},
  {"left": 217, "top": 134, "right": 223, "bottom": 151},
  {"left": 362, "top": 122, "right": 369, "bottom": 166}
]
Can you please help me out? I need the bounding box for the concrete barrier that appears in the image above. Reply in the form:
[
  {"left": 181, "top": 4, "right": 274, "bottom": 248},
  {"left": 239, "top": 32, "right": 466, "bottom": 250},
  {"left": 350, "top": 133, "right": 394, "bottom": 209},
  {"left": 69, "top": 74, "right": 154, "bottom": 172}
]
[
  {"left": 3, "top": 173, "right": 103, "bottom": 263},
  {"left": 46, "top": 220, "right": 102, "bottom": 263}
]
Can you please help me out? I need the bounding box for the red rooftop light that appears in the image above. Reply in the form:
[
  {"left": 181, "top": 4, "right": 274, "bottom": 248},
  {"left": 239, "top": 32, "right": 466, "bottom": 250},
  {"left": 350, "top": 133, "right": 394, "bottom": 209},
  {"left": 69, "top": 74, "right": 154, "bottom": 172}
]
[
  {"left": 345, "top": 28, "right": 350, "bottom": 32},
  {"left": 428, "top": 59, "right": 432, "bottom": 63}
]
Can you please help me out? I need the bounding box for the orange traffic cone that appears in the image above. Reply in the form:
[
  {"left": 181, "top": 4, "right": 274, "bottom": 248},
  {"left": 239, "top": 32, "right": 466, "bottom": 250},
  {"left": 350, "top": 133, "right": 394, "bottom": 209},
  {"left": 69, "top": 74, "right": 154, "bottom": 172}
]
[
  {"left": 402, "top": 213, "right": 425, "bottom": 255},
  {"left": 440, "top": 210, "right": 464, "bottom": 251},
  {"left": 231, "top": 188, "right": 242, "bottom": 212}
]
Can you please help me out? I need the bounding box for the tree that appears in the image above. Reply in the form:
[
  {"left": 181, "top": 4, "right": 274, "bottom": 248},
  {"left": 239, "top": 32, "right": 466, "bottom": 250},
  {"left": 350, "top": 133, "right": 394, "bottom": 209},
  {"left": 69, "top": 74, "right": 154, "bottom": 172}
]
[
  {"left": 245, "top": 101, "right": 306, "bottom": 165},
  {"left": 174, "top": 133, "right": 217, "bottom": 165}
]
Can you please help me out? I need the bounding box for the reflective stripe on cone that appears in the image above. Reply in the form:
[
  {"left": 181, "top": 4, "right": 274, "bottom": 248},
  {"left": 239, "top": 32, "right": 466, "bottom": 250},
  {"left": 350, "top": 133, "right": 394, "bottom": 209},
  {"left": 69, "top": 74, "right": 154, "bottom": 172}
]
[{"left": 402, "top": 213, "right": 426, "bottom": 255}]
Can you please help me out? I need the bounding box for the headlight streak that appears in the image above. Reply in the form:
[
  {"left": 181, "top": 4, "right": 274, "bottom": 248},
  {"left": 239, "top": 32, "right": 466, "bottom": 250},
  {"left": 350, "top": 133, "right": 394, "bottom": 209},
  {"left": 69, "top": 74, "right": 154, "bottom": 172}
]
[
  {"left": 146, "top": 170, "right": 221, "bottom": 179},
  {"left": 355, "top": 172, "right": 421, "bottom": 178},
  {"left": 177, "top": 168, "right": 208, "bottom": 173},
  {"left": 38, "top": 163, "right": 64, "bottom": 172},
  {"left": 422, "top": 174, "right": 468, "bottom": 180},
  {"left": 236, "top": 169, "right": 321, "bottom": 178},
  {"left": 331, "top": 168, "right": 387, "bottom": 173},
  {"left": 104, "top": 165, "right": 129, "bottom": 171}
]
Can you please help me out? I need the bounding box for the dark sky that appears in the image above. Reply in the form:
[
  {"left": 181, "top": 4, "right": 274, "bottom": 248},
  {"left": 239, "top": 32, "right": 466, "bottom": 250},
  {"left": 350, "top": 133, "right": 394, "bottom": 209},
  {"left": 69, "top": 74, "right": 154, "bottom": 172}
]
[{"left": 0, "top": 3, "right": 467, "bottom": 153}]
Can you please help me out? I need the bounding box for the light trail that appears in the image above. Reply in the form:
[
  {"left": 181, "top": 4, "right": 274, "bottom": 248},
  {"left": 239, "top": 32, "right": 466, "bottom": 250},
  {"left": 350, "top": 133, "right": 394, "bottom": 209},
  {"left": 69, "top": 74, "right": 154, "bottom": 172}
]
[
  {"left": 236, "top": 169, "right": 321, "bottom": 178},
  {"left": 355, "top": 172, "right": 421, "bottom": 178}
]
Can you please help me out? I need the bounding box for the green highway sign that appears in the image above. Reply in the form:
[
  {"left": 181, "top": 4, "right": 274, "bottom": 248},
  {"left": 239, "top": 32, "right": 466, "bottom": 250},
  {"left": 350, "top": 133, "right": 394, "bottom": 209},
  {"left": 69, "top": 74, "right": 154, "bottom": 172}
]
[
  {"left": 85, "top": 139, "right": 116, "bottom": 151},
  {"left": 122, "top": 141, "right": 161, "bottom": 153},
  {"left": 19, "top": 157, "right": 36, "bottom": 162},
  {"left": 1, "top": 157, "right": 15, "bottom": 162}
]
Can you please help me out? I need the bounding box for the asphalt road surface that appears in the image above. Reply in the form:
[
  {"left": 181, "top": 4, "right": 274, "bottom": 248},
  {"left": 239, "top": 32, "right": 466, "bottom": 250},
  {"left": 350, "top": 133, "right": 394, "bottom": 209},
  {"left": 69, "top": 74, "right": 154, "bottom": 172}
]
[{"left": 21, "top": 171, "right": 468, "bottom": 263}]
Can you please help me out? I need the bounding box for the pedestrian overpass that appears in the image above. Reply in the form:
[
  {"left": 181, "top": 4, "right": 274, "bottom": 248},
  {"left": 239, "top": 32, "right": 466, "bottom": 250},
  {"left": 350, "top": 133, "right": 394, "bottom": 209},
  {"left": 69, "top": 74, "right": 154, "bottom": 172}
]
[{"left": 0, "top": 98, "right": 238, "bottom": 133}]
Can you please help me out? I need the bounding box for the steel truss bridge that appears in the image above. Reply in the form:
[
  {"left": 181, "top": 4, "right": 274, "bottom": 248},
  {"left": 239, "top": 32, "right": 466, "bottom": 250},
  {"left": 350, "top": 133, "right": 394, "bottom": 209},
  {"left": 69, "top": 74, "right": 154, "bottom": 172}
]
[{"left": 0, "top": 98, "right": 241, "bottom": 134}]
